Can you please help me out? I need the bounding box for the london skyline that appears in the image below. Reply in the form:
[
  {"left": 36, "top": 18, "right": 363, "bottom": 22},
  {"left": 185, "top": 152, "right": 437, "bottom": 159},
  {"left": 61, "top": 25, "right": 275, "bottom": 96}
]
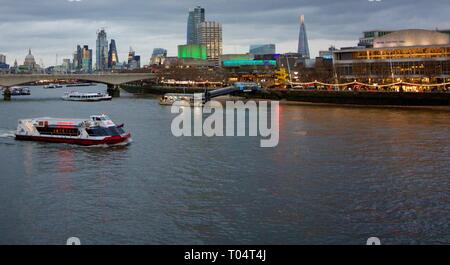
[{"left": 0, "top": 0, "right": 449, "bottom": 66}]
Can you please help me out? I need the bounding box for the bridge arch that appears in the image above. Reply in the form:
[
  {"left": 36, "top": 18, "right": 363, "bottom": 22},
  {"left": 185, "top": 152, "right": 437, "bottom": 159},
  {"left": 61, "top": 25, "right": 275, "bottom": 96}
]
[{"left": 0, "top": 73, "right": 155, "bottom": 87}]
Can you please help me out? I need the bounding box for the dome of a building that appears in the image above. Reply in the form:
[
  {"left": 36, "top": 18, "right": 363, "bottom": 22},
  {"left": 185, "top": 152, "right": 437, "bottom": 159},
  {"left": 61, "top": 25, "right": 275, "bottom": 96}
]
[
  {"left": 373, "top": 29, "right": 450, "bottom": 48},
  {"left": 24, "top": 49, "right": 36, "bottom": 66}
]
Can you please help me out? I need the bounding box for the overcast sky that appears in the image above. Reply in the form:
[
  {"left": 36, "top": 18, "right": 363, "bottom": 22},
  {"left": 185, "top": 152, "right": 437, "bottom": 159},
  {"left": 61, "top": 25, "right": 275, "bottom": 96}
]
[{"left": 0, "top": 0, "right": 449, "bottom": 66}]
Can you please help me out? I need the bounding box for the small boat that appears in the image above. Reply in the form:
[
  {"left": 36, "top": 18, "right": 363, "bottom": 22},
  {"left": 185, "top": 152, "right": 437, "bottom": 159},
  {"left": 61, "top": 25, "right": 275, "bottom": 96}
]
[
  {"left": 2, "top": 86, "right": 31, "bottom": 96},
  {"left": 66, "top": 83, "right": 94, "bottom": 87},
  {"left": 44, "top": 84, "right": 63, "bottom": 89},
  {"left": 15, "top": 114, "right": 131, "bottom": 146},
  {"left": 62, "top": 92, "right": 112, "bottom": 102},
  {"left": 159, "top": 93, "right": 205, "bottom": 107}
]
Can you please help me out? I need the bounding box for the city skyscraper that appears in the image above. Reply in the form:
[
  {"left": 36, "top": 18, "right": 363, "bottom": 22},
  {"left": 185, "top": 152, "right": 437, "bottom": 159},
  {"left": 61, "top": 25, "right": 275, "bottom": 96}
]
[
  {"left": 127, "top": 47, "right": 140, "bottom": 70},
  {"left": 187, "top": 6, "right": 205, "bottom": 44},
  {"left": 0, "top": 54, "right": 8, "bottom": 71},
  {"left": 150, "top": 48, "right": 167, "bottom": 65},
  {"left": 96, "top": 29, "right": 109, "bottom": 71},
  {"left": 82, "top": 45, "right": 93, "bottom": 73},
  {"left": 73, "top": 45, "right": 82, "bottom": 71},
  {"left": 297, "top": 15, "right": 310, "bottom": 59},
  {"left": 0, "top": 54, "right": 6, "bottom": 64},
  {"left": 198, "top": 21, "right": 222, "bottom": 62},
  {"left": 108, "top": 39, "right": 119, "bottom": 69}
]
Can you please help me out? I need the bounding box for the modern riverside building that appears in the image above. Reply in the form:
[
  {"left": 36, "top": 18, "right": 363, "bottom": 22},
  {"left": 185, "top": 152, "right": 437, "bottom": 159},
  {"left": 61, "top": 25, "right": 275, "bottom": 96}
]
[
  {"left": 249, "top": 44, "right": 276, "bottom": 55},
  {"left": 96, "top": 29, "right": 109, "bottom": 71},
  {"left": 0, "top": 54, "right": 6, "bottom": 64},
  {"left": 333, "top": 29, "right": 450, "bottom": 84},
  {"left": 197, "top": 21, "right": 222, "bottom": 62},
  {"left": 319, "top": 46, "right": 337, "bottom": 60},
  {"left": 297, "top": 15, "right": 310, "bottom": 59},
  {"left": 358, "top": 30, "right": 394, "bottom": 48},
  {"left": 108, "top": 39, "right": 119, "bottom": 69},
  {"left": 358, "top": 29, "right": 450, "bottom": 48},
  {"left": 178, "top": 44, "right": 207, "bottom": 60},
  {"left": 81, "top": 45, "right": 93, "bottom": 73},
  {"left": 187, "top": 6, "right": 205, "bottom": 44}
]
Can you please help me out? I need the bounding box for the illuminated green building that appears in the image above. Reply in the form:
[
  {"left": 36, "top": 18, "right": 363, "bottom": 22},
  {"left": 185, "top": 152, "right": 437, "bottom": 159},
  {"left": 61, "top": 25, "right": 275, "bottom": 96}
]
[{"left": 178, "top": 44, "right": 207, "bottom": 60}]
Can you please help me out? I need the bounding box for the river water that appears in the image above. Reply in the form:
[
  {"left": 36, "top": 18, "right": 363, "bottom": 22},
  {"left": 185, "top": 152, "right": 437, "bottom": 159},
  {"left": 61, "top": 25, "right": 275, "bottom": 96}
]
[{"left": 0, "top": 84, "right": 449, "bottom": 245}]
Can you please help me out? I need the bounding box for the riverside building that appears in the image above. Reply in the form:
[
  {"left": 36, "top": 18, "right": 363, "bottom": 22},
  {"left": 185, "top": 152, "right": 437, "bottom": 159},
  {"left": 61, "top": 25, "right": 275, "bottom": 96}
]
[
  {"left": 333, "top": 29, "right": 450, "bottom": 85},
  {"left": 197, "top": 21, "right": 223, "bottom": 63}
]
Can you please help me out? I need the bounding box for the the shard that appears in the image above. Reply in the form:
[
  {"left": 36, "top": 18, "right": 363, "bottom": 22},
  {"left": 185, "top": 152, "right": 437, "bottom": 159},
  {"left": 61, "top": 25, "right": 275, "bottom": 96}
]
[{"left": 297, "top": 15, "right": 310, "bottom": 59}]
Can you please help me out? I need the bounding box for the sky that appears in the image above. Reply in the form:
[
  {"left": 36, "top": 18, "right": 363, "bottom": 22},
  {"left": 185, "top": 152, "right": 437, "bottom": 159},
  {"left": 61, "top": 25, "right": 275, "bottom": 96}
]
[{"left": 0, "top": 0, "right": 449, "bottom": 66}]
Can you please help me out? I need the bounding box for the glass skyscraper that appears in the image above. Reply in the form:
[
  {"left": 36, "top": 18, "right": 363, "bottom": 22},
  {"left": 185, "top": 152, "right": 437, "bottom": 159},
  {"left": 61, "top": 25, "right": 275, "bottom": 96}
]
[
  {"left": 150, "top": 48, "right": 168, "bottom": 65},
  {"left": 297, "top": 15, "right": 310, "bottom": 59},
  {"left": 108, "top": 39, "right": 119, "bottom": 69},
  {"left": 82, "top": 45, "right": 92, "bottom": 73},
  {"left": 127, "top": 47, "right": 140, "bottom": 70},
  {"left": 187, "top": 6, "right": 205, "bottom": 44},
  {"left": 96, "top": 29, "right": 109, "bottom": 71}
]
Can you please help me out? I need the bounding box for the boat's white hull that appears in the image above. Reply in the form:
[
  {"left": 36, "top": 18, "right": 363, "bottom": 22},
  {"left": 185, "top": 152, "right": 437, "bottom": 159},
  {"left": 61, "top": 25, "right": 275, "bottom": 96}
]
[{"left": 62, "top": 96, "right": 112, "bottom": 102}]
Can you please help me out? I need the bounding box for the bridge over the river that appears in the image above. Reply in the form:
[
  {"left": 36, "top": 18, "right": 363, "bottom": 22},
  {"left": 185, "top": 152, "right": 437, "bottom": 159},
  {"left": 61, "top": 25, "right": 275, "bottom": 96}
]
[{"left": 0, "top": 73, "right": 155, "bottom": 100}]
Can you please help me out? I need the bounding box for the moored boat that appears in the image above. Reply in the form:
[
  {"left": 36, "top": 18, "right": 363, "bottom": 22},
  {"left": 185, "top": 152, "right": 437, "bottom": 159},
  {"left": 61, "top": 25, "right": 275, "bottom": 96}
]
[
  {"left": 62, "top": 91, "right": 112, "bottom": 102},
  {"left": 66, "top": 83, "right": 94, "bottom": 87},
  {"left": 2, "top": 86, "right": 31, "bottom": 96},
  {"left": 44, "top": 84, "right": 63, "bottom": 89},
  {"left": 159, "top": 93, "right": 205, "bottom": 107},
  {"left": 15, "top": 114, "right": 131, "bottom": 146}
]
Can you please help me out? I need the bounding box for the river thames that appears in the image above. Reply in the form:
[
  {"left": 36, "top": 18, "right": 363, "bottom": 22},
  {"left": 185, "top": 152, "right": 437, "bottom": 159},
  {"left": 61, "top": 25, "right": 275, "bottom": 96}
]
[{"left": 0, "top": 84, "right": 449, "bottom": 244}]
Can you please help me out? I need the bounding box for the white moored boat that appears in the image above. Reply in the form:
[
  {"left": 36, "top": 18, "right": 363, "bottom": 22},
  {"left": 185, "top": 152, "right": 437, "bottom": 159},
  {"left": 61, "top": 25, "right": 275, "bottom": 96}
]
[
  {"left": 62, "top": 92, "right": 112, "bottom": 102},
  {"left": 44, "top": 84, "right": 63, "bottom": 89},
  {"left": 15, "top": 114, "right": 131, "bottom": 146}
]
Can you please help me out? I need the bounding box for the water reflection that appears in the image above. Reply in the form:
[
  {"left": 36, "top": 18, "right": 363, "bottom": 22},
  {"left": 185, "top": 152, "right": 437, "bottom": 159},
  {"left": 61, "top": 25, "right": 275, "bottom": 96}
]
[{"left": 0, "top": 85, "right": 449, "bottom": 244}]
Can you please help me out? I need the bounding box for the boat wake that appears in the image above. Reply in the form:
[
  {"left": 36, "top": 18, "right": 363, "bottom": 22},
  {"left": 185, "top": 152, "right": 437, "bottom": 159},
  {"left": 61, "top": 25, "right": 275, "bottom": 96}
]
[{"left": 0, "top": 130, "right": 15, "bottom": 138}]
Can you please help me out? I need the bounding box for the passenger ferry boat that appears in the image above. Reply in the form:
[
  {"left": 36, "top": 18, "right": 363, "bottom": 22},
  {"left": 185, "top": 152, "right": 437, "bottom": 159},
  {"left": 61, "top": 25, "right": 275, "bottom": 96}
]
[
  {"left": 62, "top": 92, "right": 112, "bottom": 102},
  {"left": 15, "top": 114, "right": 131, "bottom": 146}
]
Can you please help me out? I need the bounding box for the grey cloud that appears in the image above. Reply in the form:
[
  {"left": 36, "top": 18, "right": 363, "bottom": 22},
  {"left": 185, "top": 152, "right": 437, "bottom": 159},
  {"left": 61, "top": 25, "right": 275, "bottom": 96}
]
[{"left": 0, "top": 0, "right": 449, "bottom": 66}]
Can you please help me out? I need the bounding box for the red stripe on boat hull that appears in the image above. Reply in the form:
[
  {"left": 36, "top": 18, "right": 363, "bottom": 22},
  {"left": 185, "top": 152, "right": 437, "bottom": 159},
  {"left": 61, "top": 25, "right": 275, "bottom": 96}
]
[{"left": 15, "top": 133, "right": 131, "bottom": 146}]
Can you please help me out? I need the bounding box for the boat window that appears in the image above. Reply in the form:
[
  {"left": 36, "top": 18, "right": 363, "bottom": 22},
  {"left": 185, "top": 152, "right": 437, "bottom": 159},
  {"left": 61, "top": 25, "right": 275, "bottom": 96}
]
[
  {"left": 86, "top": 126, "right": 123, "bottom": 137},
  {"left": 37, "top": 127, "right": 80, "bottom": 136},
  {"left": 86, "top": 127, "right": 108, "bottom": 136}
]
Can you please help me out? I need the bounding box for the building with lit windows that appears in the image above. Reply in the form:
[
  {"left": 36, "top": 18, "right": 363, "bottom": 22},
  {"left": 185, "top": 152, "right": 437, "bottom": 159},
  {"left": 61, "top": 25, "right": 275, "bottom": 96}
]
[
  {"left": 197, "top": 21, "right": 222, "bottom": 62},
  {"left": 333, "top": 29, "right": 450, "bottom": 84},
  {"left": 358, "top": 29, "right": 450, "bottom": 48},
  {"left": 108, "top": 39, "right": 119, "bottom": 69}
]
